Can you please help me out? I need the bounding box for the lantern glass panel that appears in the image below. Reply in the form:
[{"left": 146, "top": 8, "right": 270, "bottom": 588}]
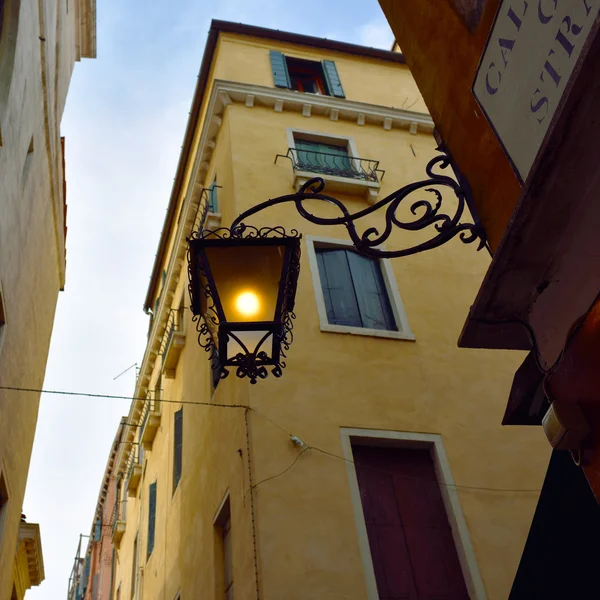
[{"left": 204, "top": 244, "right": 284, "bottom": 323}]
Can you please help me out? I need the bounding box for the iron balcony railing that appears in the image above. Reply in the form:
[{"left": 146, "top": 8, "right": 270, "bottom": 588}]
[
  {"left": 160, "top": 308, "right": 184, "bottom": 357},
  {"left": 112, "top": 499, "right": 127, "bottom": 533},
  {"left": 275, "top": 148, "right": 384, "bottom": 182},
  {"left": 140, "top": 390, "right": 161, "bottom": 435},
  {"left": 126, "top": 445, "right": 143, "bottom": 483}
]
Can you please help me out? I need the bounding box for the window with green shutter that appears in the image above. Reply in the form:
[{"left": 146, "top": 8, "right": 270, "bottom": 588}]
[
  {"left": 147, "top": 481, "right": 157, "bottom": 559},
  {"left": 173, "top": 408, "right": 183, "bottom": 493},
  {"left": 294, "top": 139, "right": 352, "bottom": 176},
  {"left": 269, "top": 51, "right": 345, "bottom": 98},
  {"left": 316, "top": 248, "right": 396, "bottom": 331},
  {"left": 208, "top": 177, "right": 218, "bottom": 213}
]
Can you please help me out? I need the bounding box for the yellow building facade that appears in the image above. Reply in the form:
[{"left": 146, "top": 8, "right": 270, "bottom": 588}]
[
  {"left": 107, "top": 21, "right": 550, "bottom": 600},
  {"left": 0, "top": 0, "right": 95, "bottom": 597}
]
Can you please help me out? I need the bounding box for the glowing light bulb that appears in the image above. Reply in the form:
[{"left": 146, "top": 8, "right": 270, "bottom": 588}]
[{"left": 235, "top": 291, "right": 260, "bottom": 318}]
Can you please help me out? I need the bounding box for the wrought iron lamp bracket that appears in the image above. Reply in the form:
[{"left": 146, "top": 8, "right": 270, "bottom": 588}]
[{"left": 233, "top": 144, "right": 487, "bottom": 258}]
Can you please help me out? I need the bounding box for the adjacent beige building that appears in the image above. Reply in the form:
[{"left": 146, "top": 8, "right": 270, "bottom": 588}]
[{"left": 0, "top": 0, "right": 96, "bottom": 597}]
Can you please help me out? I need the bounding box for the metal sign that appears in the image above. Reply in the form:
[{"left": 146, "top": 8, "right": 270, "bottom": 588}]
[{"left": 473, "top": 0, "right": 600, "bottom": 182}]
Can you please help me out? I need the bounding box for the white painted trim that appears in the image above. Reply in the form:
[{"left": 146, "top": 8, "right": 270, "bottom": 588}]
[
  {"left": 286, "top": 127, "right": 360, "bottom": 158},
  {"left": 340, "top": 428, "right": 487, "bottom": 600},
  {"left": 305, "top": 235, "right": 415, "bottom": 341},
  {"left": 213, "top": 79, "right": 434, "bottom": 131}
]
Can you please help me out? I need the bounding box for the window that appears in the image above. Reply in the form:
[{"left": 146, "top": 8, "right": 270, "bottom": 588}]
[
  {"left": 93, "top": 516, "right": 101, "bottom": 542},
  {"left": 352, "top": 444, "right": 469, "bottom": 598},
  {"left": 307, "top": 237, "right": 413, "bottom": 340},
  {"left": 287, "top": 57, "right": 326, "bottom": 94},
  {"left": 147, "top": 482, "right": 157, "bottom": 559},
  {"left": 269, "top": 50, "right": 345, "bottom": 98},
  {"left": 215, "top": 496, "right": 233, "bottom": 600},
  {"left": 131, "top": 534, "right": 138, "bottom": 599},
  {"left": 294, "top": 139, "right": 352, "bottom": 177},
  {"left": 316, "top": 247, "right": 396, "bottom": 331},
  {"left": 92, "top": 574, "right": 99, "bottom": 600},
  {"left": 208, "top": 176, "right": 218, "bottom": 213},
  {"left": 173, "top": 408, "right": 183, "bottom": 493}
]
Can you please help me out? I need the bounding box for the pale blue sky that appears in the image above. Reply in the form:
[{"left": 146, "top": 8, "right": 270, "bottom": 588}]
[{"left": 23, "top": 1, "right": 394, "bottom": 597}]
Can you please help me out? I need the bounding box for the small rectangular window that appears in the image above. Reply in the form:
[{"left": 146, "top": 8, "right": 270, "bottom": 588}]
[
  {"left": 208, "top": 177, "right": 219, "bottom": 213},
  {"left": 147, "top": 482, "right": 157, "bottom": 559},
  {"left": 131, "top": 533, "right": 138, "bottom": 598},
  {"left": 269, "top": 51, "right": 345, "bottom": 98},
  {"left": 287, "top": 57, "right": 327, "bottom": 95},
  {"left": 316, "top": 247, "right": 396, "bottom": 331},
  {"left": 215, "top": 496, "right": 233, "bottom": 600},
  {"left": 294, "top": 138, "right": 352, "bottom": 177},
  {"left": 173, "top": 408, "right": 183, "bottom": 492}
]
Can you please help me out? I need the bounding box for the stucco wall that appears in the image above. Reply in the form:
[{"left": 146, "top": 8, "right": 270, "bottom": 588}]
[
  {"left": 0, "top": 1, "right": 92, "bottom": 597},
  {"left": 110, "top": 31, "right": 551, "bottom": 600}
]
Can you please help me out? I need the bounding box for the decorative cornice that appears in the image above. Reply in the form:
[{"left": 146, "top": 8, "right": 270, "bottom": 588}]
[
  {"left": 212, "top": 80, "right": 434, "bottom": 131},
  {"left": 18, "top": 522, "right": 45, "bottom": 587}
]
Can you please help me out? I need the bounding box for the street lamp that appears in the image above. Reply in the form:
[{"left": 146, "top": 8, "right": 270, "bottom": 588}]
[
  {"left": 187, "top": 144, "right": 484, "bottom": 384},
  {"left": 187, "top": 226, "right": 301, "bottom": 384}
]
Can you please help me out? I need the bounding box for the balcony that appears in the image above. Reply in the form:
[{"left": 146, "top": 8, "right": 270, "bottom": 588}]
[
  {"left": 161, "top": 308, "right": 185, "bottom": 379},
  {"left": 111, "top": 503, "right": 126, "bottom": 548},
  {"left": 277, "top": 148, "right": 384, "bottom": 203},
  {"left": 125, "top": 448, "right": 143, "bottom": 497},
  {"left": 140, "top": 392, "right": 161, "bottom": 451}
]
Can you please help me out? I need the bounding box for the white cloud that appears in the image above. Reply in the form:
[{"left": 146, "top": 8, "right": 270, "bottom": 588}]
[{"left": 357, "top": 19, "right": 395, "bottom": 50}]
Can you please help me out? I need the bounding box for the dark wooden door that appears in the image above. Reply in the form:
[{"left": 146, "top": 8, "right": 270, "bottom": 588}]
[{"left": 353, "top": 445, "right": 469, "bottom": 600}]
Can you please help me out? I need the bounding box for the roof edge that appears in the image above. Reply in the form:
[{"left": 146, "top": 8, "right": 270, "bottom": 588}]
[{"left": 143, "top": 20, "right": 404, "bottom": 311}]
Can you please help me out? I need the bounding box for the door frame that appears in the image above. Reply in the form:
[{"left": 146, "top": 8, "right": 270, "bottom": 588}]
[{"left": 340, "top": 428, "right": 487, "bottom": 600}]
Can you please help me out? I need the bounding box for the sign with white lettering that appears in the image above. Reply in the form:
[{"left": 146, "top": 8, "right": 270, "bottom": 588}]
[{"left": 473, "top": 0, "right": 600, "bottom": 182}]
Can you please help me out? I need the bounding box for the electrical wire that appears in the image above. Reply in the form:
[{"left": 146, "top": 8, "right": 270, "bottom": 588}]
[
  {"left": 1, "top": 384, "right": 543, "bottom": 494},
  {"left": 0, "top": 385, "right": 247, "bottom": 409},
  {"left": 247, "top": 446, "right": 310, "bottom": 496}
]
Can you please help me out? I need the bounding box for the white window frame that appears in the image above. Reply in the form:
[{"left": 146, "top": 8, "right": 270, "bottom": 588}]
[
  {"left": 305, "top": 235, "right": 415, "bottom": 340},
  {"left": 285, "top": 129, "right": 381, "bottom": 202},
  {"left": 340, "top": 428, "right": 487, "bottom": 600},
  {"left": 286, "top": 128, "right": 360, "bottom": 163}
]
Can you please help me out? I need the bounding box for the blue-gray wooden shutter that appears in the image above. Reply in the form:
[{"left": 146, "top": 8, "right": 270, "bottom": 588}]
[
  {"left": 322, "top": 60, "right": 345, "bottom": 98},
  {"left": 81, "top": 555, "right": 91, "bottom": 592},
  {"left": 173, "top": 409, "right": 183, "bottom": 491},
  {"left": 269, "top": 50, "right": 291, "bottom": 88},
  {"left": 316, "top": 249, "right": 361, "bottom": 327},
  {"left": 346, "top": 251, "right": 396, "bottom": 331},
  {"left": 92, "top": 574, "right": 99, "bottom": 600},
  {"left": 208, "top": 182, "right": 218, "bottom": 213},
  {"left": 147, "top": 482, "right": 157, "bottom": 556},
  {"left": 295, "top": 140, "right": 351, "bottom": 174}
]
